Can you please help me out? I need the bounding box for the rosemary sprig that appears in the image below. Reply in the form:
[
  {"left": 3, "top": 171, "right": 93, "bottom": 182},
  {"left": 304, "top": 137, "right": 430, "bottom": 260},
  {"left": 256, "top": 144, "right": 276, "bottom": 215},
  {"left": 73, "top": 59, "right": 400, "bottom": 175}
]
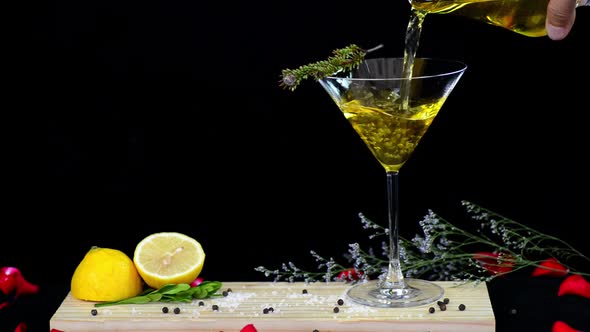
[
  {"left": 279, "top": 44, "right": 384, "bottom": 91},
  {"left": 94, "top": 281, "right": 223, "bottom": 307}
]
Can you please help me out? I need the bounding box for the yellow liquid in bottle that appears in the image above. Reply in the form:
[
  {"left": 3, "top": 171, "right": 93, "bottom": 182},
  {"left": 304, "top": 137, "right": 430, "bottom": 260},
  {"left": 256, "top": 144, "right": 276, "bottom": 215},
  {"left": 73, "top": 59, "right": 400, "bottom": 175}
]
[{"left": 411, "top": 0, "right": 559, "bottom": 37}]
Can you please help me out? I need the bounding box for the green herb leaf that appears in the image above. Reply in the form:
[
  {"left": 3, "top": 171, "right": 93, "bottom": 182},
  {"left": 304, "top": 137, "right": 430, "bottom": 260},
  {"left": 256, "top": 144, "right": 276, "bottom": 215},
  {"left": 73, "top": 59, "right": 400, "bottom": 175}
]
[
  {"left": 188, "top": 286, "right": 207, "bottom": 299},
  {"left": 146, "top": 293, "right": 162, "bottom": 302},
  {"left": 158, "top": 283, "right": 190, "bottom": 295},
  {"left": 94, "top": 281, "right": 223, "bottom": 307},
  {"left": 279, "top": 44, "right": 384, "bottom": 91},
  {"left": 139, "top": 288, "right": 156, "bottom": 296},
  {"left": 96, "top": 295, "right": 153, "bottom": 306}
]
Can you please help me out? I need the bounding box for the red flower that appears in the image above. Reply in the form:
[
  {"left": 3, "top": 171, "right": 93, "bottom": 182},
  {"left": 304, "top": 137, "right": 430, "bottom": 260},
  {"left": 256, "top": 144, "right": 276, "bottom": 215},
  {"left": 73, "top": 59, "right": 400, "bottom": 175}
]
[
  {"left": 558, "top": 274, "right": 590, "bottom": 299},
  {"left": 0, "top": 267, "right": 19, "bottom": 296},
  {"left": 552, "top": 320, "right": 582, "bottom": 332},
  {"left": 531, "top": 258, "right": 569, "bottom": 277},
  {"left": 472, "top": 252, "right": 514, "bottom": 275},
  {"left": 337, "top": 268, "right": 364, "bottom": 282},
  {"left": 0, "top": 267, "right": 39, "bottom": 310},
  {"left": 14, "top": 322, "right": 27, "bottom": 332},
  {"left": 240, "top": 324, "right": 258, "bottom": 332}
]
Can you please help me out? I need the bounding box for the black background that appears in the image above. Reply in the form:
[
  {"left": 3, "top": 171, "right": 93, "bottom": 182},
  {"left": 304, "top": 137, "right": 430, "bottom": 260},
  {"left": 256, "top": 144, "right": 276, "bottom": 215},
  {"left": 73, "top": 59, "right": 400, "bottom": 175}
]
[{"left": 3, "top": 1, "right": 590, "bottom": 331}]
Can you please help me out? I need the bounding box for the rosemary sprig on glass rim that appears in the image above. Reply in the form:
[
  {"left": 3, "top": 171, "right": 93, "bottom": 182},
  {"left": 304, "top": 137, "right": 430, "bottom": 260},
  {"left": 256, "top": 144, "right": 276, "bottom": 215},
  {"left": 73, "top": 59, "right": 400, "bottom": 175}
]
[
  {"left": 255, "top": 200, "right": 590, "bottom": 284},
  {"left": 279, "top": 44, "right": 384, "bottom": 91}
]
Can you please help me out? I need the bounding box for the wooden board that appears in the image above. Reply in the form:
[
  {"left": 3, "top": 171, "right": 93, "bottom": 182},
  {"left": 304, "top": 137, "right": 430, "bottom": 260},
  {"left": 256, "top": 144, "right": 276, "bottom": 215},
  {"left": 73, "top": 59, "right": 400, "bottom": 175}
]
[{"left": 50, "top": 281, "right": 495, "bottom": 332}]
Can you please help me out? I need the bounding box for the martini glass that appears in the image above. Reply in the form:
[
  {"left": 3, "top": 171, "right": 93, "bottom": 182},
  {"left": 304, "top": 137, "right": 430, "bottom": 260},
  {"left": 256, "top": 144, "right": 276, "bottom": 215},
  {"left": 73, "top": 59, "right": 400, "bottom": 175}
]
[{"left": 319, "top": 57, "right": 466, "bottom": 307}]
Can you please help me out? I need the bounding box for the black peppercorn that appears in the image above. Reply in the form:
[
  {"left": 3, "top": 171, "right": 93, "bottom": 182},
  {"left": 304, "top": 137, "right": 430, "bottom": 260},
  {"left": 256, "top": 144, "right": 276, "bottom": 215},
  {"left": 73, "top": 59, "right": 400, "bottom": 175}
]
[
  {"left": 428, "top": 307, "right": 435, "bottom": 314},
  {"left": 443, "top": 298, "right": 450, "bottom": 304},
  {"left": 222, "top": 290, "right": 229, "bottom": 297},
  {"left": 227, "top": 288, "right": 233, "bottom": 293},
  {"left": 333, "top": 307, "right": 339, "bottom": 313},
  {"left": 212, "top": 304, "right": 219, "bottom": 311},
  {"left": 459, "top": 304, "right": 466, "bottom": 311},
  {"left": 162, "top": 307, "right": 169, "bottom": 314},
  {"left": 302, "top": 289, "right": 308, "bottom": 294},
  {"left": 439, "top": 303, "right": 447, "bottom": 311},
  {"left": 173, "top": 307, "right": 180, "bottom": 314},
  {"left": 313, "top": 330, "right": 319, "bottom": 332},
  {"left": 91, "top": 309, "right": 97, "bottom": 316},
  {"left": 263, "top": 308, "right": 269, "bottom": 314},
  {"left": 337, "top": 299, "right": 344, "bottom": 306},
  {"left": 437, "top": 300, "right": 444, "bottom": 306},
  {"left": 198, "top": 301, "right": 205, "bottom": 306},
  {"left": 268, "top": 307, "right": 274, "bottom": 312}
]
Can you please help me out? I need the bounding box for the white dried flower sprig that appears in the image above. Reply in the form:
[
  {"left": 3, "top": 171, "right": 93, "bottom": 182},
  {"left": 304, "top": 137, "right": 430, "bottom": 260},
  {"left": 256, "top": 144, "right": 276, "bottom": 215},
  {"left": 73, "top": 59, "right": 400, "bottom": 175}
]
[{"left": 255, "top": 200, "right": 590, "bottom": 284}]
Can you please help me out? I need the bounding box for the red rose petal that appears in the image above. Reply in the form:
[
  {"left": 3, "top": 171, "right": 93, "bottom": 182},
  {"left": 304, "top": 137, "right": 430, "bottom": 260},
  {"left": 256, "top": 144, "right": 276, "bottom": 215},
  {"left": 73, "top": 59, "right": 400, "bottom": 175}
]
[
  {"left": 0, "top": 301, "right": 13, "bottom": 310},
  {"left": 190, "top": 277, "right": 204, "bottom": 287},
  {"left": 473, "top": 252, "right": 499, "bottom": 263},
  {"left": 532, "top": 258, "right": 569, "bottom": 277},
  {"left": 472, "top": 252, "right": 514, "bottom": 275},
  {"left": 0, "top": 267, "right": 39, "bottom": 298},
  {"left": 14, "top": 322, "right": 27, "bottom": 332},
  {"left": 0, "top": 267, "right": 20, "bottom": 295},
  {"left": 482, "top": 263, "right": 513, "bottom": 275},
  {"left": 240, "top": 323, "right": 258, "bottom": 332},
  {"left": 17, "top": 278, "right": 39, "bottom": 297},
  {"left": 552, "top": 320, "right": 582, "bottom": 332},
  {"left": 558, "top": 274, "right": 590, "bottom": 299},
  {"left": 337, "top": 268, "right": 363, "bottom": 282}
]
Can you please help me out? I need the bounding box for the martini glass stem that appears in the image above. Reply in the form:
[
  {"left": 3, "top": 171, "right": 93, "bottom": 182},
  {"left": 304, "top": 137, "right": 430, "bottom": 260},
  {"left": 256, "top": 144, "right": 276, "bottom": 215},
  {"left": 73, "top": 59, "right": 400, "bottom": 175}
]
[{"left": 382, "top": 171, "right": 406, "bottom": 289}]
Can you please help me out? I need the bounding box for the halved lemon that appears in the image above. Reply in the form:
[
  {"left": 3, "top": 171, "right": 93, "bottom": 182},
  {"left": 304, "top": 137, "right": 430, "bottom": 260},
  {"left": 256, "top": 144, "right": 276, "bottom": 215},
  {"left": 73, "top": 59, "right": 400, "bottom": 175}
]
[{"left": 133, "top": 232, "right": 205, "bottom": 289}]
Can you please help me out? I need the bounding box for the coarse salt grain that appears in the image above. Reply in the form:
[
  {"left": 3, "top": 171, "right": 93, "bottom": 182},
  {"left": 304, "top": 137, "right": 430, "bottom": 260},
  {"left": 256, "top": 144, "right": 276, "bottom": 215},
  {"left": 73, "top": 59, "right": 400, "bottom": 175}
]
[
  {"left": 208, "top": 292, "right": 256, "bottom": 309},
  {"left": 303, "top": 295, "right": 339, "bottom": 306},
  {"left": 344, "top": 304, "right": 377, "bottom": 317}
]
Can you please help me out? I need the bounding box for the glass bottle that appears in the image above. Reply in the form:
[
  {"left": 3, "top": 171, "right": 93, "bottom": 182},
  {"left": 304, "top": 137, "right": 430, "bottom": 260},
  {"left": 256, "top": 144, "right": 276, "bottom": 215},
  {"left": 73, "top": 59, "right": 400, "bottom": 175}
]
[{"left": 410, "top": 0, "right": 589, "bottom": 37}]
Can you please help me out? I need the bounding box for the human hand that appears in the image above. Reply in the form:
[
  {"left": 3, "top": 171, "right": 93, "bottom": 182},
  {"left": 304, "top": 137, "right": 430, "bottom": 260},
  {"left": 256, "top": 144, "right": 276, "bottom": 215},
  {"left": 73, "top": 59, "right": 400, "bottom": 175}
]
[{"left": 546, "top": 0, "right": 579, "bottom": 40}]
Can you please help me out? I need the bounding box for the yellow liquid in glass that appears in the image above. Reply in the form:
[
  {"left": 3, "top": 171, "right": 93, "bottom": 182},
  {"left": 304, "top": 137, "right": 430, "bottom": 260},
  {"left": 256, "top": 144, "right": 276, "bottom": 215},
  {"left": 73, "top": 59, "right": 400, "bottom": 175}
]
[
  {"left": 340, "top": 99, "right": 445, "bottom": 172},
  {"left": 411, "top": 0, "right": 550, "bottom": 37}
]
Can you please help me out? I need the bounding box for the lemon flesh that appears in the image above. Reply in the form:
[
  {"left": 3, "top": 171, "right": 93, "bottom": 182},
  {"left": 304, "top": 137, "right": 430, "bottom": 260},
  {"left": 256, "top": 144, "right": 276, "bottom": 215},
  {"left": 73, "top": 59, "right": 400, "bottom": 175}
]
[
  {"left": 71, "top": 247, "right": 143, "bottom": 302},
  {"left": 133, "top": 232, "right": 205, "bottom": 289}
]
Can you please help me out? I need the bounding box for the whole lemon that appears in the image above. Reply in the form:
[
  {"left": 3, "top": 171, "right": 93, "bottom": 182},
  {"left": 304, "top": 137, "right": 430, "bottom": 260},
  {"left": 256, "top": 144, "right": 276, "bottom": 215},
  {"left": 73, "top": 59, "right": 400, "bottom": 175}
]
[{"left": 71, "top": 246, "right": 143, "bottom": 302}]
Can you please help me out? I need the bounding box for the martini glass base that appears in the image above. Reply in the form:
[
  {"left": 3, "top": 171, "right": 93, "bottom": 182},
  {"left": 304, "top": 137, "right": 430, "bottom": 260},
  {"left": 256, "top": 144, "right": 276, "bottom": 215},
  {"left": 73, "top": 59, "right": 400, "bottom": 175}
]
[{"left": 346, "top": 278, "right": 444, "bottom": 308}]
